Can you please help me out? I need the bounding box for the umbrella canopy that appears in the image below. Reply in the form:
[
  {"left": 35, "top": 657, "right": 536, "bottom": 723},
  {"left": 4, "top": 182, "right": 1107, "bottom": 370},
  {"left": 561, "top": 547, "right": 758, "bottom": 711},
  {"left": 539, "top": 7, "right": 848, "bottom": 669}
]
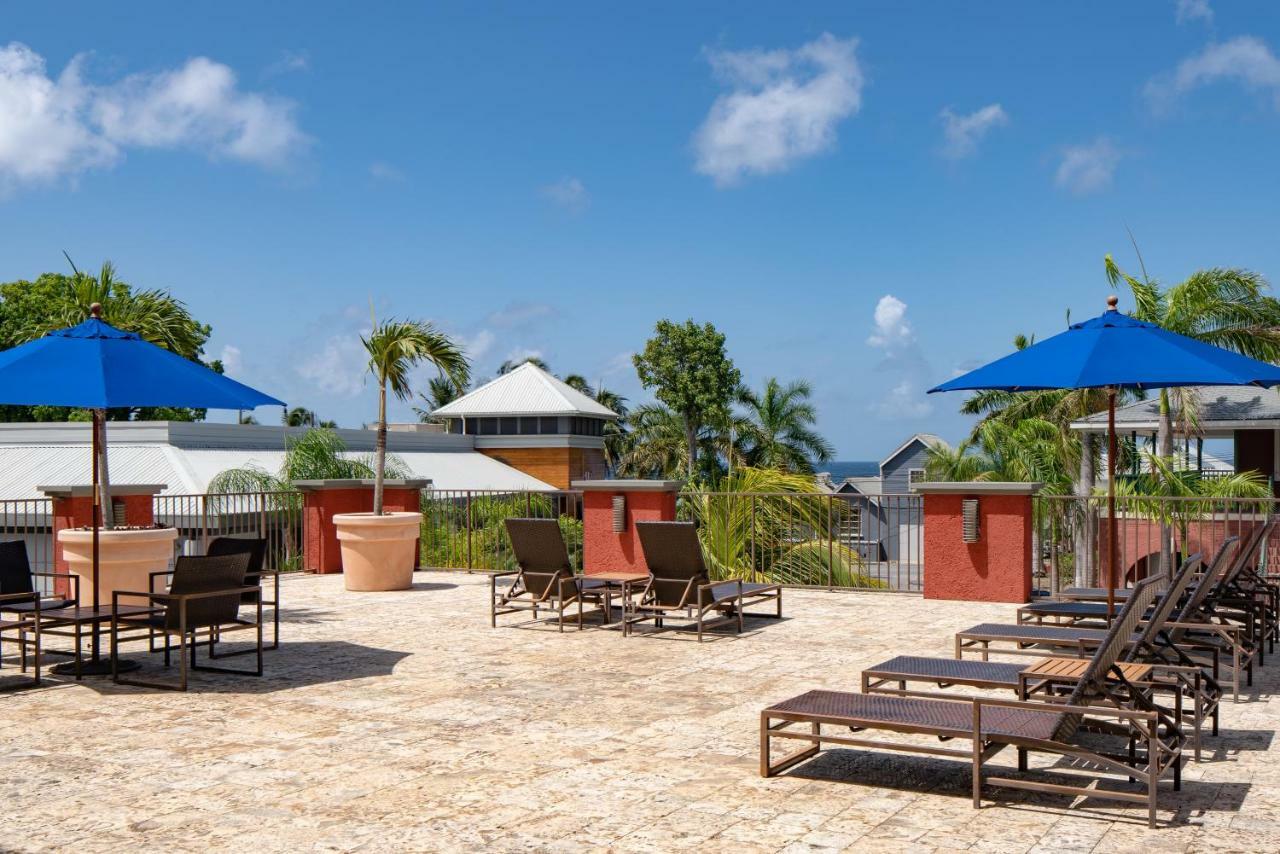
[
  {"left": 0, "top": 316, "right": 283, "bottom": 409},
  {"left": 929, "top": 297, "right": 1280, "bottom": 617},
  {"left": 933, "top": 301, "right": 1280, "bottom": 394}
]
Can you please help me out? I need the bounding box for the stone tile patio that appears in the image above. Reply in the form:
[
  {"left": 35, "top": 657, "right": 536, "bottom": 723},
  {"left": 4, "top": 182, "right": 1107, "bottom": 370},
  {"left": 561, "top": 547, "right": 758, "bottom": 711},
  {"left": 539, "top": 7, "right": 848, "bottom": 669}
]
[{"left": 2, "top": 571, "right": 1279, "bottom": 853}]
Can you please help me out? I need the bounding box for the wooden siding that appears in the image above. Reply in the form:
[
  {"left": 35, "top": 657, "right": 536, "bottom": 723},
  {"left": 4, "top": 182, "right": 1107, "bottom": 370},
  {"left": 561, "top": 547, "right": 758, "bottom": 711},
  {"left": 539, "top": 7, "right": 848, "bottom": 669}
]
[
  {"left": 477, "top": 447, "right": 605, "bottom": 490},
  {"left": 882, "top": 439, "right": 931, "bottom": 494}
]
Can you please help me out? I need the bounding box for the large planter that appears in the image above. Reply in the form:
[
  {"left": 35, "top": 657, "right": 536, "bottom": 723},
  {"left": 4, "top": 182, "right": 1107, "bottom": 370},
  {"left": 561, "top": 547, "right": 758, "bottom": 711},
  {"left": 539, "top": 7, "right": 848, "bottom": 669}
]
[
  {"left": 332, "top": 512, "right": 422, "bottom": 591},
  {"left": 58, "top": 526, "right": 179, "bottom": 608}
]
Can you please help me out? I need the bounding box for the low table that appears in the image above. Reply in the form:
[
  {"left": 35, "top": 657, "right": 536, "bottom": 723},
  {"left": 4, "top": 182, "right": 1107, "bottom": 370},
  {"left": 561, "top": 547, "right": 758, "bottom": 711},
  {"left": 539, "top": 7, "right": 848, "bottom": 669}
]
[
  {"left": 581, "top": 572, "right": 649, "bottom": 625},
  {"left": 1018, "top": 656, "right": 1153, "bottom": 700},
  {"left": 38, "top": 604, "right": 162, "bottom": 679}
]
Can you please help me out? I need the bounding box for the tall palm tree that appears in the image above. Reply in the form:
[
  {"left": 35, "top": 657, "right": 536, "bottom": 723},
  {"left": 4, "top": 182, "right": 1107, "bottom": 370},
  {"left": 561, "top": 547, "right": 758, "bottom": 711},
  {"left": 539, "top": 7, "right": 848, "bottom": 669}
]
[
  {"left": 362, "top": 318, "right": 469, "bottom": 514},
  {"left": 736, "top": 378, "right": 834, "bottom": 473},
  {"left": 496, "top": 356, "right": 548, "bottom": 375},
  {"left": 1106, "top": 252, "right": 1280, "bottom": 459},
  {"left": 561, "top": 374, "right": 592, "bottom": 395},
  {"left": 282, "top": 407, "right": 317, "bottom": 427},
  {"left": 414, "top": 375, "right": 466, "bottom": 423}
]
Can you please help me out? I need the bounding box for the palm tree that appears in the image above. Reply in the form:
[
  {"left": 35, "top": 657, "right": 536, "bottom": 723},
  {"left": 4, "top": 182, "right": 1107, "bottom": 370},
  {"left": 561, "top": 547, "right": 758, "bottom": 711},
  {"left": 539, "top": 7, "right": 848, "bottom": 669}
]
[
  {"left": 1106, "top": 252, "right": 1280, "bottom": 460},
  {"left": 561, "top": 374, "right": 592, "bottom": 395},
  {"left": 362, "top": 318, "right": 469, "bottom": 514},
  {"left": 282, "top": 407, "right": 317, "bottom": 427},
  {"left": 497, "top": 356, "right": 548, "bottom": 375},
  {"left": 207, "top": 428, "right": 411, "bottom": 494},
  {"left": 414, "top": 376, "right": 466, "bottom": 423},
  {"left": 736, "top": 378, "right": 834, "bottom": 473}
]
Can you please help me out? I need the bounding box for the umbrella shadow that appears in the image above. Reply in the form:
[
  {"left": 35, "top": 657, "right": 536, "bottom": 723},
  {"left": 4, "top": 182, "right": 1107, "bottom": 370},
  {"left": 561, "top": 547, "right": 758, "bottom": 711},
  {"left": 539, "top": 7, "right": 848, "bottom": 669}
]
[{"left": 77, "top": 640, "right": 412, "bottom": 695}]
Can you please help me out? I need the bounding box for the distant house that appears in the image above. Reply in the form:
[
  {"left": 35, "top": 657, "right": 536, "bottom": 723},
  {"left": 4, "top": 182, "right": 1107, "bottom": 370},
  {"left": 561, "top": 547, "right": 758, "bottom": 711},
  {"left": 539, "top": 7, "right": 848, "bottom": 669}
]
[{"left": 818, "top": 433, "right": 942, "bottom": 563}]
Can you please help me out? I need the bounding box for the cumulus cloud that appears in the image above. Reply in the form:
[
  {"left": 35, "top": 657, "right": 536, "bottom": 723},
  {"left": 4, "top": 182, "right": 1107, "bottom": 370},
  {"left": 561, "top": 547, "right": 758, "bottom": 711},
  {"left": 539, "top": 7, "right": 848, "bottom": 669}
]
[
  {"left": 693, "top": 33, "right": 864, "bottom": 187},
  {"left": 867, "top": 295, "right": 913, "bottom": 350},
  {"left": 872, "top": 380, "right": 933, "bottom": 419},
  {"left": 1175, "top": 0, "right": 1213, "bottom": 24},
  {"left": 0, "top": 42, "right": 308, "bottom": 192},
  {"left": 368, "top": 161, "right": 405, "bottom": 183},
  {"left": 1146, "top": 36, "right": 1280, "bottom": 112},
  {"left": 1054, "top": 138, "right": 1121, "bottom": 196},
  {"left": 219, "top": 344, "right": 244, "bottom": 377},
  {"left": 540, "top": 176, "right": 589, "bottom": 212},
  {"left": 296, "top": 334, "right": 367, "bottom": 397},
  {"left": 938, "top": 103, "right": 1008, "bottom": 159},
  {"left": 460, "top": 329, "right": 495, "bottom": 363}
]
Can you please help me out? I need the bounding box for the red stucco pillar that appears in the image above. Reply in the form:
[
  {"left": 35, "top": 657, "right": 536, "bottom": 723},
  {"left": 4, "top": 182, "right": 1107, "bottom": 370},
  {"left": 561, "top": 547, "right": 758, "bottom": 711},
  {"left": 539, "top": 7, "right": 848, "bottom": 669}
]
[
  {"left": 295, "top": 479, "right": 429, "bottom": 574},
  {"left": 573, "top": 480, "right": 682, "bottom": 575},
  {"left": 915, "top": 482, "right": 1041, "bottom": 603},
  {"left": 40, "top": 484, "right": 165, "bottom": 598}
]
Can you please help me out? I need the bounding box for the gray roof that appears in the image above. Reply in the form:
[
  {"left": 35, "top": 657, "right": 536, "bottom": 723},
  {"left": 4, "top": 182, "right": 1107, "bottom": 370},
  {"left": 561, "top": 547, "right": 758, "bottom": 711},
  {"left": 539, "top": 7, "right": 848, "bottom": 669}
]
[
  {"left": 1072, "top": 385, "right": 1280, "bottom": 432},
  {"left": 881, "top": 433, "right": 944, "bottom": 466}
]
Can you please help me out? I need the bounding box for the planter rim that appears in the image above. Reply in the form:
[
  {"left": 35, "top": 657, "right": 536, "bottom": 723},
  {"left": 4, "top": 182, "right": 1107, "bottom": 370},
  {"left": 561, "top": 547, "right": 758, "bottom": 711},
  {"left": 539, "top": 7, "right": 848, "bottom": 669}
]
[
  {"left": 332, "top": 511, "right": 423, "bottom": 522},
  {"left": 295, "top": 479, "right": 432, "bottom": 491},
  {"left": 58, "top": 526, "right": 179, "bottom": 541}
]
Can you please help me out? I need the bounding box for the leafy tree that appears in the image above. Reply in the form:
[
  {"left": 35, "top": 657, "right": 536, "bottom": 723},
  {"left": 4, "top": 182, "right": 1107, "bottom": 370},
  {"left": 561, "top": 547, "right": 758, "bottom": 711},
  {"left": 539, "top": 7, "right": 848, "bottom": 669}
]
[
  {"left": 737, "top": 378, "right": 833, "bottom": 473},
  {"left": 283, "top": 407, "right": 318, "bottom": 427},
  {"left": 207, "top": 428, "right": 411, "bottom": 494},
  {"left": 362, "top": 318, "right": 469, "bottom": 514},
  {"left": 633, "top": 319, "right": 741, "bottom": 478}
]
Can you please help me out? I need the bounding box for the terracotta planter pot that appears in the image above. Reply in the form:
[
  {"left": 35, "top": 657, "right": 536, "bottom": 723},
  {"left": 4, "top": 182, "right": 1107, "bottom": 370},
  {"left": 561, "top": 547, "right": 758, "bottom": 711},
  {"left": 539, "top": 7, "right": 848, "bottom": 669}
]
[
  {"left": 332, "top": 512, "right": 422, "bottom": 591},
  {"left": 57, "top": 526, "right": 179, "bottom": 608}
]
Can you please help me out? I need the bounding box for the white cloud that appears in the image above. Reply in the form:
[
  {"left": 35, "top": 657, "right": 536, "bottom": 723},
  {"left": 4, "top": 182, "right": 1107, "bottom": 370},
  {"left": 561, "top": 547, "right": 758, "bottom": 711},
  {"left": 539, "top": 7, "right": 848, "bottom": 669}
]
[
  {"left": 487, "top": 302, "right": 555, "bottom": 328},
  {"left": 938, "top": 103, "right": 1008, "bottom": 159},
  {"left": 296, "top": 334, "right": 367, "bottom": 397},
  {"left": 867, "top": 295, "right": 913, "bottom": 350},
  {"left": 369, "top": 161, "right": 405, "bottom": 183},
  {"left": 1054, "top": 138, "right": 1120, "bottom": 196},
  {"left": 693, "top": 33, "right": 864, "bottom": 187},
  {"left": 1146, "top": 36, "right": 1280, "bottom": 112},
  {"left": 461, "top": 329, "right": 495, "bottom": 363},
  {"left": 871, "top": 380, "right": 933, "bottom": 419},
  {"left": 264, "top": 49, "right": 309, "bottom": 77},
  {"left": 1175, "top": 0, "right": 1213, "bottom": 25},
  {"left": 219, "top": 344, "right": 244, "bottom": 376},
  {"left": 0, "top": 42, "right": 307, "bottom": 192},
  {"left": 600, "top": 350, "right": 636, "bottom": 377},
  {"left": 541, "top": 176, "right": 589, "bottom": 212}
]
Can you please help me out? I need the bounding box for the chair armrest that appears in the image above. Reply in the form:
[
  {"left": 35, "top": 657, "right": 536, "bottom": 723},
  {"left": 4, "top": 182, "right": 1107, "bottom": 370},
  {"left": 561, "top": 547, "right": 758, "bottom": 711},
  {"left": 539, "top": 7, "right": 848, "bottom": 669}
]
[
  {"left": 0, "top": 591, "right": 38, "bottom": 604},
  {"left": 31, "top": 571, "right": 80, "bottom": 600},
  {"left": 492, "top": 571, "right": 520, "bottom": 579},
  {"left": 974, "top": 695, "right": 1156, "bottom": 722}
]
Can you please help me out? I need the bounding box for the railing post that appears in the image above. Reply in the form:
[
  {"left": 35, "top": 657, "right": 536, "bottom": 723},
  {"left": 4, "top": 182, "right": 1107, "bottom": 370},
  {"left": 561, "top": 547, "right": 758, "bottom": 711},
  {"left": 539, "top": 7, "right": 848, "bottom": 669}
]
[{"left": 465, "top": 491, "right": 473, "bottom": 571}]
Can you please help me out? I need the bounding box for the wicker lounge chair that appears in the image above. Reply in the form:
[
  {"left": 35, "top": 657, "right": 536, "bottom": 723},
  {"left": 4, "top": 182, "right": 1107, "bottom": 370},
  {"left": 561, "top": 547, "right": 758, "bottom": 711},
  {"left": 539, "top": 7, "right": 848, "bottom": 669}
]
[
  {"left": 762, "top": 574, "right": 1183, "bottom": 828},
  {"left": 626, "top": 521, "right": 782, "bottom": 641},
  {"left": 206, "top": 537, "right": 279, "bottom": 655},
  {"left": 864, "top": 557, "right": 1219, "bottom": 760},
  {"left": 110, "top": 553, "right": 263, "bottom": 691},
  {"left": 492, "top": 518, "right": 607, "bottom": 631},
  {"left": 957, "top": 537, "right": 1254, "bottom": 700}
]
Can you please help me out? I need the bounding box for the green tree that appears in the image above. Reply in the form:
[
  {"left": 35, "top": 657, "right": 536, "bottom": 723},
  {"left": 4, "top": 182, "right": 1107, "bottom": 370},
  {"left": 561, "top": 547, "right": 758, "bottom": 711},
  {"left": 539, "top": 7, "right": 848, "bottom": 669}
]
[
  {"left": 283, "top": 407, "right": 318, "bottom": 427},
  {"left": 207, "top": 428, "right": 411, "bottom": 494},
  {"left": 497, "top": 356, "right": 548, "bottom": 374},
  {"left": 737, "top": 378, "right": 833, "bottom": 473},
  {"left": 633, "top": 319, "right": 741, "bottom": 479},
  {"left": 362, "top": 318, "right": 469, "bottom": 514}
]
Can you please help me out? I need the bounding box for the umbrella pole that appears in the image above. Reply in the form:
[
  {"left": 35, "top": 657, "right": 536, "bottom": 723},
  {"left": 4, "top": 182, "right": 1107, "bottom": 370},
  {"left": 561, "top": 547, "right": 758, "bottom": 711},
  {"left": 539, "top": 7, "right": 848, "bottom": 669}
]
[
  {"left": 1107, "top": 388, "right": 1117, "bottom": 622},
  {"left": 91, "top": 408, "right": 102, "bottom": 661}
]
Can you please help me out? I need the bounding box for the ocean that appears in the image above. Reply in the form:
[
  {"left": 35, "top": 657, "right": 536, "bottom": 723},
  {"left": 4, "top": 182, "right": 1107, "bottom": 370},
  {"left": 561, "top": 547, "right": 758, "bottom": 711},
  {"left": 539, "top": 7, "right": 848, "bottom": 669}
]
[{"left": 822, "top": 460, "right": 879, "bottom": 480}]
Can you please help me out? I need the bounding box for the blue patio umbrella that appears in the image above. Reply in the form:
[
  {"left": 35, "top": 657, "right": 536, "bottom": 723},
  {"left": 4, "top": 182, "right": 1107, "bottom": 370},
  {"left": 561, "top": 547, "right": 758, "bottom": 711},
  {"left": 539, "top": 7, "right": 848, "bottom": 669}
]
[
  {"left": 931, "top": 296, "right": 1280, "bottom": 615},
  {"left": 0, "top": 305, "right": 284, "bottom": 672}
]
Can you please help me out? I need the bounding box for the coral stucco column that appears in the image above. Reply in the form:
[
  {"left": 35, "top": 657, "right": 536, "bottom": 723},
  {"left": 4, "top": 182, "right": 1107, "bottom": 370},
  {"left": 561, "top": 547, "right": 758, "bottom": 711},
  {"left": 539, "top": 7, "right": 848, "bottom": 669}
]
[
  {"left": 573, "top": 480, "right": 682, "bottom": 575},
  {"left": 40, "top": 483, "right": 166, "bottom": 597},
  {"left": 914, "top": 481, "right": 1042, "bottom": 603},
  {"left": 295, "top": 479, "right": 430, "bottom": 574}
]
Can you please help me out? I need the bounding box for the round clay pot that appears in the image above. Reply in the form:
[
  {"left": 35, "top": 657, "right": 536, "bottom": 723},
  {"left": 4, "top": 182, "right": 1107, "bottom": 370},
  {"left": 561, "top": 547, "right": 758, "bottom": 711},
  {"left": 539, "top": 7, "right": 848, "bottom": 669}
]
[
  {"left": 57, "top": 527, "right": 179, "bottom": 608},
  {"left": 332, "top": 512, "right": 422, "bottom": 591}
]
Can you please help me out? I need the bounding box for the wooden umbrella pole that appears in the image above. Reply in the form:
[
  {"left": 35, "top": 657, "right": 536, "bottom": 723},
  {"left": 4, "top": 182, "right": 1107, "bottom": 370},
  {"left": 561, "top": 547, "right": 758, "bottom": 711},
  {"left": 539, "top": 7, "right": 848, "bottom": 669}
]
[
  {"left": 91, "top": 407, "right": 102, "bottom": 660},
  {"left": 1106, "top": 387, "right": 1117, "bottom": 622}
]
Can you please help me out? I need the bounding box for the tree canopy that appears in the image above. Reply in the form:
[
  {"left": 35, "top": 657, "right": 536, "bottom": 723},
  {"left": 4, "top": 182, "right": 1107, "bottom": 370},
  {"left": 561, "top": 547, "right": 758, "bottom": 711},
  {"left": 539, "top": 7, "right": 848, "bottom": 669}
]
[{"left": 633, "top": 319, "right": 741, "bottom": 478}]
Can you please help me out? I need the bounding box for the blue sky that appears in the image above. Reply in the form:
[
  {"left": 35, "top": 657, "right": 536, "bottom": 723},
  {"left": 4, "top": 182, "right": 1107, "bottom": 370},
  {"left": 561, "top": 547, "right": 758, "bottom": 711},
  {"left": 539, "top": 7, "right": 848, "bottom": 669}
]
[{"left": 4, "top": 1, "right": 1280, "bottom": 459}]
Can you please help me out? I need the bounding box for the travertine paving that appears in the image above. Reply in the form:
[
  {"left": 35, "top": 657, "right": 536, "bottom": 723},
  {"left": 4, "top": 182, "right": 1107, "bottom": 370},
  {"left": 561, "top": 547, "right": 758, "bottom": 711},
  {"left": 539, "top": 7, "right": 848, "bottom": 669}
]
[{"left": 2, "top": 572, "right": 1279, "bottom": 852}]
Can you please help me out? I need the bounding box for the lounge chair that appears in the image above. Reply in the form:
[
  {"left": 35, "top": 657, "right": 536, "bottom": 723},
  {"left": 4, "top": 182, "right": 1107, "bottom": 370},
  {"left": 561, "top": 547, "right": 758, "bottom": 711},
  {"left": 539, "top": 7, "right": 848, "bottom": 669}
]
[
  {"left": 492, "top": 518, "right": 607, "bottom": 631},
  {"left": 957, "top": 536, "right": 1254, "bottom": 700},
  {"left": 110, "top": 553, "right": 263, "bottom": 691},
  {"left": 627, "top": 521, "right": 782, "bottom": 641},
  {"left": 762, "top": 571, "right": 1182, "bottom": 828},
  {"left": 864, "top": 556, "right": 1219, "bottom": 759}
]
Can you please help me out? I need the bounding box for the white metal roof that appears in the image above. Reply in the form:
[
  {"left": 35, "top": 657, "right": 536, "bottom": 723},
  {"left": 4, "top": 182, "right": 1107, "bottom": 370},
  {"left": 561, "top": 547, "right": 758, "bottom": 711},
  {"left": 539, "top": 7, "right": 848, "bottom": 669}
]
[
  {"left": 0, "top": 444, "right": 555, "bottom": 500},
  {"left": 432, "top": 363, "right": 618, "bottom": 419}
]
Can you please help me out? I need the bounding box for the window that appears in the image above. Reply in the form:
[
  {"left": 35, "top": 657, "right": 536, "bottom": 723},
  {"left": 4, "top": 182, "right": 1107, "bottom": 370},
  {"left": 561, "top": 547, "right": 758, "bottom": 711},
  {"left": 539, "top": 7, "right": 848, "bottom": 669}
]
[
  {"left": 908, "top": 468, "right": 926, "bottom": 485},
  {"left": 540, "top": 416, "right": 560, "bottom": 434},
  {"left": 841, "top": 506, "right": 862, "bottom": 541},
  {"left": 519, "top": 417, "right": 538, "bottom": 435},
  {"left": 499, "top": 417, "right": 518, "bottom": 434}
]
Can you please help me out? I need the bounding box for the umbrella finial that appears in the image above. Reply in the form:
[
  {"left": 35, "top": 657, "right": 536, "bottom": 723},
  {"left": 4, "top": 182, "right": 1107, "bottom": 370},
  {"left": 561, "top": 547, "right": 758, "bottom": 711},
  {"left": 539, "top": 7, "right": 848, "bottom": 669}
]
[
  {"left": 1106, "top": 294, "right": 1119, "bottom": 311},
  {"left": 89, "top": 302, "right": 103, "bottom": 319}
]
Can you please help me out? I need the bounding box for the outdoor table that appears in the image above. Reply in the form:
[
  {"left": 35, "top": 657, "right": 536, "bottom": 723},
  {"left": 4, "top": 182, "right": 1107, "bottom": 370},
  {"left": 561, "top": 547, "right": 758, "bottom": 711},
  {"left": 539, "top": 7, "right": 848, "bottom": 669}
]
[
  {"left": 37, "top": 604, "right": 162, "bottom": 680},
  {"left": 581, "top": 572, "right": 649, "bottom": 626},
  {"left": 1018, "top": 656, "right": 1153, "bottom": 700}
]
